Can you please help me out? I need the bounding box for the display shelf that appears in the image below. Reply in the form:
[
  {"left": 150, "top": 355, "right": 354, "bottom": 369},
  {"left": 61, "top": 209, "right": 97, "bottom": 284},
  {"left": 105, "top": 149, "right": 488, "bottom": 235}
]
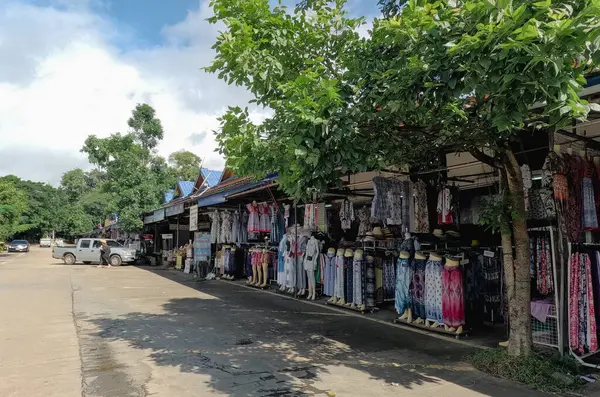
[
  {"left": 325, "top": 300, "right": 379, "bottom": 314},
  {"left": 392, "top": 318, "right": 470, "bottom": 339}
]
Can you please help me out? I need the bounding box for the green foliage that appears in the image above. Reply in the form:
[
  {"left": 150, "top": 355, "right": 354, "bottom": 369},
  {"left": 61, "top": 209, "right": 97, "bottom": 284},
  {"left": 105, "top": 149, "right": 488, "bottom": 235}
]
[
  {"left": 127, "top": 103, "right": 164, "bottom": 150},
  {"left": 168, "top": 150, "right": 202, "bottom": 181},
  {"left": 469, "top": 348, "right": 584, "bottom": 393},
  {"left": 207, "top": 0, "right": 370, "bottom": 198},
  {"left": 81, "top": 104, "right": 172, "bottom": 232},
  {"left": 208, "top": 0, "right": 600, "bottom": 200},
  {"left": 60, "top": 168, "right": 88, "bottom": 203},
  {"left": 0, "top": 180, "right": 27, "bottom": 241}
]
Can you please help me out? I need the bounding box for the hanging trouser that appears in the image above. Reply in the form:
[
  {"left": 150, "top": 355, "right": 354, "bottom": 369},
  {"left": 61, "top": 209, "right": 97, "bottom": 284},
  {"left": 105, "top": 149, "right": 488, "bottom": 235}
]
[
  {"left": 334, "top": 255, "right": 345, "bottom": 298},
  {"left": 353, "top": 257, "right": 363, "bottom": 305},
  {"left": 395, "top": 257, "right": 413, "bottom": 314},
  {"left": 345, "top": 255, "right": 354, "bottom": 303},
  {"left": 365, "top": 256, "right": 375, "bottom": 308}
]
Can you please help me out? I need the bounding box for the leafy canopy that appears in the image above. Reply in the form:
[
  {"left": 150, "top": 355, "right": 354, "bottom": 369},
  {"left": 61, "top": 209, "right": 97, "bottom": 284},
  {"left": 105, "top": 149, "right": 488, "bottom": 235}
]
[
  {"left": 168, "top": 150, "right": 202, "bottom": 182},
  {"left": 208, "top": 0, "right": 600, "bottom": 198},
  {"left": 81, "top": 104, "right": 172, "bottom": 231}
]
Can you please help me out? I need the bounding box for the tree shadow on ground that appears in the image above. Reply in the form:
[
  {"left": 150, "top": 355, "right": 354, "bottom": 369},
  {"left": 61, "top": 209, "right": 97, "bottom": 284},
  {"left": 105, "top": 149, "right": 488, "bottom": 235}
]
[{"left": 82, "top": 268, "right": 534, "bottom": 396}]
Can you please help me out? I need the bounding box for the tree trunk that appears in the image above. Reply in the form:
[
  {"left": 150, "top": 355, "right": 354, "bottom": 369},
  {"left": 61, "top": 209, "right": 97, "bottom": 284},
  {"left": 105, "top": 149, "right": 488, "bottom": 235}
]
[{"left": 503, "top": 150, "right": 533, "bottom": 356}]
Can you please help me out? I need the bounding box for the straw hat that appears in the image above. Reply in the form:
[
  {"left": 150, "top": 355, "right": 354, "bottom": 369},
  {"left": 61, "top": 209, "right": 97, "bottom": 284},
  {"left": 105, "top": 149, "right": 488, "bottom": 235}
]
[{"left": 372, "top": 226, "right": 384, "bottom": 238}]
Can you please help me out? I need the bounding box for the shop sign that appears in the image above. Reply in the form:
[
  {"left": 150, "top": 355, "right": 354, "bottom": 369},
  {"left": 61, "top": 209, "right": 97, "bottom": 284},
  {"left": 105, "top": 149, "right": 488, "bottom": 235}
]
[
  {"left": 189, "top": 205, "right": 198, "bottom": 231},
  {"left": 169, "top": 223, "right": 190, "bottom": 231},
  {"left": 193, "top": 233, "right": 212, "bottom": 264},
  {"left": 161, "top": 233, "right": 173, "bottom": 239},
  {"left": 196, "top": 222, "right": 210, "bottom": 231},
  {"left": 144, "top": 208, "right": 165, "bottom": 224},
  {"left": 165, "top": 203, "right": 184, "bottom": 217}
]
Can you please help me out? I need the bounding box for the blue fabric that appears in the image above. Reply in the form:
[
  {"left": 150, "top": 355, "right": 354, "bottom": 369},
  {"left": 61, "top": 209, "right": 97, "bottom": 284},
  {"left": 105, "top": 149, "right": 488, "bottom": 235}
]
[{"left": 395, "top": 257, "right": 413, "bottom": 314}]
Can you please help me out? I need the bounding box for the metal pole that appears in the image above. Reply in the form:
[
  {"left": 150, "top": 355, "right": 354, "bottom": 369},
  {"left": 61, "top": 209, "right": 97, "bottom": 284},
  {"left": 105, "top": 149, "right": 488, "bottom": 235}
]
[
  {"left": 294, "top": 202, "right": 298, "bottom": 300},
  {"left": 549, "top": 226, "right": 562, "bottom": 355}
]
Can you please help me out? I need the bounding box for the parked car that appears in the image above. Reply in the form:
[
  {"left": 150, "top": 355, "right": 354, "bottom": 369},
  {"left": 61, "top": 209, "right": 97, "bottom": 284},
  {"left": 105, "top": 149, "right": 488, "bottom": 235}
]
[
  {"left": 40, "top": 238, "right": 52, "bottom": 247},
  {"left": 52, "top": 238, "right": 138, "bottom": 266},
  {"left": 8, "top": 240, "right": 30, "bottom": 252}
]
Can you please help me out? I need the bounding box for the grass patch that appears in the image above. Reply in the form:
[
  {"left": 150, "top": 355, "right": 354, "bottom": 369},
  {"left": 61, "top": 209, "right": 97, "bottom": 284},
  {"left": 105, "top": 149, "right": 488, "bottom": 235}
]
[{"left": 469, "top": 348, "right": 585, "bottom": 394}]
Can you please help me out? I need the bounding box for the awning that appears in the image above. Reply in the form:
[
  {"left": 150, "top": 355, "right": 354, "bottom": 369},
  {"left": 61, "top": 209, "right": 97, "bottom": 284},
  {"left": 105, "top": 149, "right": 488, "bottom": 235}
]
[{"left": 196, "top": 181, "right": 263, "bottom": 208}]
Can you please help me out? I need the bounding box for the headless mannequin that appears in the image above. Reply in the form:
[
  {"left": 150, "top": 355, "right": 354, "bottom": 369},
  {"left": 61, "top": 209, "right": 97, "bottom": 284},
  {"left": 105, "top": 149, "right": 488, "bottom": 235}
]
[
  {"left": 397, "top": 250, "right": 413, "bottom": 323},
  {"left": 260, "top": 248, "right": 269, "bottom": 287},
  {"left": 329, "top": 248, "right": 344, "bottom": 303},
  {"left": 247, "top": 248, "right": 257, "bottom": 285},
  {"left": 443, "top": 257, "right": 464, "bottom": 334},
  {"left": 425, "top": 253, "right": 443, "bottom": 328},
  {"left": 254, "top": 248, "right": 263, "bottom": 286},
  {"left": 412, "top": 251, "right": 427, "bottom": 325}
]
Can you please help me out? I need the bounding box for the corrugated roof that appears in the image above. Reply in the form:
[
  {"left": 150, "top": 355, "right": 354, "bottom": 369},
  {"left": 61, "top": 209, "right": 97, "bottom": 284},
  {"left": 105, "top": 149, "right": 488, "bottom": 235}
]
[
  {"left": 163, "top": 190, "right": 174, "bottom": 203},
  {"left": 201, "top": 168, "right": 223, "bottom": 188},
  {"left": 177, "top": 181, "right": 195, "bottom": 198}
]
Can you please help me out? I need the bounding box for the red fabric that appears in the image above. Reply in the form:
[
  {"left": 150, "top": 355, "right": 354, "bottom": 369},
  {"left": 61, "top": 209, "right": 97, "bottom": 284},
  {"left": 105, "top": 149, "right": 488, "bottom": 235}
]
[
  {"left": 586, "top": 254, "right": 598, "bottom": 352},
  {"left": 569, "top": 253, "right": 579, "bottom": 352},
  {"left": 442, "top": 265, "right": 465, "bottom": 328}
]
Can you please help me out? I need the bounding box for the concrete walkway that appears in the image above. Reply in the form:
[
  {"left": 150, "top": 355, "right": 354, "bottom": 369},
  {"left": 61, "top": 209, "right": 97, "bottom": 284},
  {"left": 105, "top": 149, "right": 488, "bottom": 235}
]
[{"left": 0, "top": 248, "right": 550, "bottom": 396}]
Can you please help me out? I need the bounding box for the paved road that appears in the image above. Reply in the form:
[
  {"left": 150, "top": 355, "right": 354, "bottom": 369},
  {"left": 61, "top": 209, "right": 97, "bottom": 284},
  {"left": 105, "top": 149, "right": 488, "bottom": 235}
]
[{"left": 0, "top": 248, "right": 549, "bottom": 396}]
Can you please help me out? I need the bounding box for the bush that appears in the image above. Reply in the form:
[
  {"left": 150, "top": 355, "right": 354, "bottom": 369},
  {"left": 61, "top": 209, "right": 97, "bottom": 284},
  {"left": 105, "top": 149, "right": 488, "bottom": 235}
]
[{"left": 469, "top": 348, "right": 585, "bottom": 394}]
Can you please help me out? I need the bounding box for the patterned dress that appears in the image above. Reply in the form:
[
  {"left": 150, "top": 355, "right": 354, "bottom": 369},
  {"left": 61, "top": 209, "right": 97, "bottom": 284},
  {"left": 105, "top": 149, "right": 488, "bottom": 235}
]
[
  {"left": 413, "top": 180, "right": 429, "bottom": 233},
  {"left": 208, "top": 210, "right": 221, "bottom": 244},
  {"left": 395, "top": 257, "right": 413, "bottom": 314},
  {"left": 410, "top": 258, "right": 427, "bottom": 319},
  {"left": 442, "top": 265, "right": 465, "bottom": 328},
  {"left": 365, "top": 256, "right": 376, "bottom": 308},
  {"left": 424, "top": 258, "right": 444, "bottom": 323}
]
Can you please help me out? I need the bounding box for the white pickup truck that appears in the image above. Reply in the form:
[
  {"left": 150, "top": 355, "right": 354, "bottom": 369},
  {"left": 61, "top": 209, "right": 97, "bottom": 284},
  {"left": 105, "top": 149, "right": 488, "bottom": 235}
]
[{"left": 52, "top": 238, "right": 138, "bottom": 266}]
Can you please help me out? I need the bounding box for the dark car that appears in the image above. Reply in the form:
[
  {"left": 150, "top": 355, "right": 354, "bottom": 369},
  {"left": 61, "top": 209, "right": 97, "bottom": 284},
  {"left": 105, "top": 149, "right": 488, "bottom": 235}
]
[{"left": 8, "top": 240, "right": 30, "bottom": 252}]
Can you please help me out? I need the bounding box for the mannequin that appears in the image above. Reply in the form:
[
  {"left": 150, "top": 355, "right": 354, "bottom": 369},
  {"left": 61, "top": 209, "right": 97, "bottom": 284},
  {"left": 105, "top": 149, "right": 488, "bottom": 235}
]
[
  {"left": 352, "top": 249, "right": 365, "bottom": 310},
  {"left": 442, "top": 256, "right": 464, "bottom": 334},
  {"left": 247, "top": 248, "right": 257, "bottom": 285},
  {"left": 260, "top": 248, "right": 269, "bottom": 287},
  {"left": 254, "top": 248, "right": 263, "bottom": 286},
  {"left": 332, "top": 248, "right": 345, "bottom": 304},
  {"left": 303, "top": 234, "right": 321, "bottom": 300},
  {"left": 425, "top": 252, "right": 444, "bottom": 328},
  {"left": 325, "top": 247, "right": 336, "bottom": 297},
  {"left": 411, "top": 251, "right": 427, "bottom": 325},
  {"left": 395, "top": 250, "right": 413, "bottom": 322}
]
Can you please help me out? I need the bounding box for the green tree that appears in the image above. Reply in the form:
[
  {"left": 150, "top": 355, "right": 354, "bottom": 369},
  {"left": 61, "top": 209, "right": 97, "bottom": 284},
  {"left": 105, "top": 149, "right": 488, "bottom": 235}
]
[
  {"left": 168, "top": 150, "right": 202, "bottom": 181},
  {"left": 208, "top": 0, "right": 600, "bottom": 355},
  {"left": 81, "top": 104, "right": 172, "bottom": 231},
  {"left": 0, "top": 180, "right": 28, "bottom": 241},
  {"left": 60, "top": 168, "right": 88, "bottom": 203}
]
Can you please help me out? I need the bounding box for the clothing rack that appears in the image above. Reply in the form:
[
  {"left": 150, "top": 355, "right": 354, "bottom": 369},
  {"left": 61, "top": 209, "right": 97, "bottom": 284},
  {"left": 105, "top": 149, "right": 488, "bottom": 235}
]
[{"left": 567, "top": 242, "right": 600, "bottom": 367}]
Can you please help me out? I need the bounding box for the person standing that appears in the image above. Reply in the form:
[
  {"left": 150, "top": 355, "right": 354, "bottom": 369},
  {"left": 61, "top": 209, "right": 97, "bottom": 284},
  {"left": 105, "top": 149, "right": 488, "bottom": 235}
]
[{"left": 98, "top": 240, "right": 111, "bottom": 268}]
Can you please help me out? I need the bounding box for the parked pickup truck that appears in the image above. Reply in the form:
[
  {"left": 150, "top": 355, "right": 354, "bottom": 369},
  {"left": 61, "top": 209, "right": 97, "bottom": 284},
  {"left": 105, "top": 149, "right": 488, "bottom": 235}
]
[{"left": 52, "top": 238, "right": 138, "bottom": 266}]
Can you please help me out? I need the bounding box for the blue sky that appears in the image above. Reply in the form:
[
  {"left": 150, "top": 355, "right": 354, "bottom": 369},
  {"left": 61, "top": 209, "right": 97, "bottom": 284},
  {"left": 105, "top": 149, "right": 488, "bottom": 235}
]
[{"left": 0, "top": 0, "right": 381, "bottom": 184}]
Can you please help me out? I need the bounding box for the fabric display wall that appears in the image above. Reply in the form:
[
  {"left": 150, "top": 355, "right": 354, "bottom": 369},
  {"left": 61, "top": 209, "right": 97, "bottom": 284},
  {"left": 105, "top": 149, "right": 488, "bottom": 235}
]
[
  {"left": 544, "top": 151, "right": 600, "bottom": 243},
  {"left": 568, "top": 244, "right": 600, "bottom": 359},
  {"left": 207, "top": 209, "right": 249, "bottom": 245}
]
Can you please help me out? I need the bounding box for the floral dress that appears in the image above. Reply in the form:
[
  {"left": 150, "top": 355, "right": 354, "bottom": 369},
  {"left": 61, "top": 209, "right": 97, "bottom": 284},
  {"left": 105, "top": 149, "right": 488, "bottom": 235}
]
[
  {"left": 247, "top": 203, "right": 260, "bottom": 233},
  {"left": 413, "top": 180, "right": 429, "bottom": 233},
  {"left": 424, "top": 258, "right": 443, "bottom": 324}
]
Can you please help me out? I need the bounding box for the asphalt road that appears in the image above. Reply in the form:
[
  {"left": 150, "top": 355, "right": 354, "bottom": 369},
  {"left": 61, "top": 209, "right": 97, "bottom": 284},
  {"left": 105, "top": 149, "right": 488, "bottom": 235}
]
[{"left": 0, "top": 247, "right": 549, "bottom": 396}]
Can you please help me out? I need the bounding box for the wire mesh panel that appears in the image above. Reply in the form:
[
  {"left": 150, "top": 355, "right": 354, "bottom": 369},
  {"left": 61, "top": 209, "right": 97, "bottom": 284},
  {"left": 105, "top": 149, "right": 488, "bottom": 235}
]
[{"left": 531, "top": 302, "right": 559, "bottom": 348}]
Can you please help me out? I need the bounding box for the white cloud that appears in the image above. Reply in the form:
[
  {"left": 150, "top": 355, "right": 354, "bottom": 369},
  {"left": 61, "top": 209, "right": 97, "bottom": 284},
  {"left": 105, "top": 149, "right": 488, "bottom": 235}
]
[{"left": 0, "top": 0, "right": 256, "bottom": 184}]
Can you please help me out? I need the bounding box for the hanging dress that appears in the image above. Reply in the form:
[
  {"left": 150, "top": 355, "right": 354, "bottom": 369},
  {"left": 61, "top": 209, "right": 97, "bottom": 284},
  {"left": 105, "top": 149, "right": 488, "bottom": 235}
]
[
  {"left": 353, "top": 251, "right": 364, "bottom": 305},
  {"left": 334, "top": 250, "right": 345, "bottom": 299},
  {"left": 442, "top": 265, "right": 465, "bottom": 328},
  {"left": 437, "top": 188, "right": 453, "bottom": 225},
  {"left": 413, "top": 180, "right": 429, "bottom": 233},
  {"left": 325, "top": 251, "right": 336, "bottom": 296},
  {"left": 583, "top": 161, "right": 598, "bottom": 230},
  {"left": 220, "top": 211, "right": 232, "bottom": 244},
  {"left": 339, "top": 200, "right": 355, "bottom": 232},
  {"left": 277, "top": 234, "right": 288, "bottom": 285},
  {"left": 208, "top": 210, "right": 221, "bottom": 244},
  {"left": 247, "top": 203, "right": 260, "bottom": 233},
  {"left": 395, "top": 257, "right": 413, "bottom": 314},
  {"left": 259, "top": 202, "right": 271, "bottom": 233},
  {"left": 424, "top": 258, "right": 444, "bottom": 324},
  {"left": 231, "top": 211, "right": 240, "bottom": 244}
]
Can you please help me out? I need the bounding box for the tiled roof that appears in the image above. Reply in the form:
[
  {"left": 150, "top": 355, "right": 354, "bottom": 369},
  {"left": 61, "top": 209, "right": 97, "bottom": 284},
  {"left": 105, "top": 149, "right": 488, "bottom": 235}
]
[
  {"left": 177, "top": 181, "right": 195, "bottom": 198},
  {"left": 201, "top": 168, "right": 223, "bottom": 188},
  {"left": 163, "top": 190, "right": 174, "bottom": 203}
]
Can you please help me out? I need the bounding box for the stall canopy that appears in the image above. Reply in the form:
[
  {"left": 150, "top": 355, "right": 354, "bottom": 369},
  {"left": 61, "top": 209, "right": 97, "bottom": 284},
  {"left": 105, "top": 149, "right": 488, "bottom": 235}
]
[{"left": 195, "top": 173, "right": 278, "bottom": 208}]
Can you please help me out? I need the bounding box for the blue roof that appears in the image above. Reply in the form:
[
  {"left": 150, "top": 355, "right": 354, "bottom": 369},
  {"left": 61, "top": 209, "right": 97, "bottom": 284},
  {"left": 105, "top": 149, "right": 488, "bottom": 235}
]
[
  {"left": 196, "top": 181, "right": 263, "bottom": 208},
  {"left": 163, "top": 190, "right": 174, "bottom": 203},
  {"left": 201, "top": 168, "right": 223, "bottom": 188},
  {"left": 177, "top": 181, "right": 195, "bottom": 198}
]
